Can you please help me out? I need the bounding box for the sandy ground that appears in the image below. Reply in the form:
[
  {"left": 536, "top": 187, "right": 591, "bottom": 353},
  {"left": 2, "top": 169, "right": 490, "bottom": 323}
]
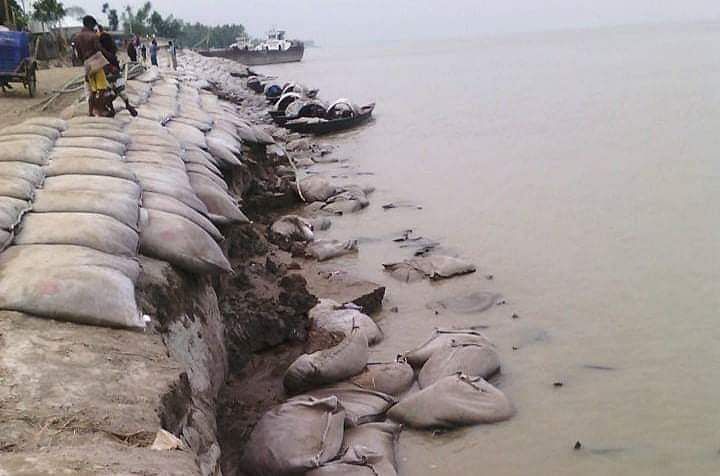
[{"left": 0, "top": 66, "right": 84, "bottom": 126}]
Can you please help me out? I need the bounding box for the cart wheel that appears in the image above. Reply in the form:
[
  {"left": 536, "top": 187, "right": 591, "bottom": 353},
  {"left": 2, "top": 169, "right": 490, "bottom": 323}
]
[{"left": 27, "top": 65, "right": 37, "bottom": 98}]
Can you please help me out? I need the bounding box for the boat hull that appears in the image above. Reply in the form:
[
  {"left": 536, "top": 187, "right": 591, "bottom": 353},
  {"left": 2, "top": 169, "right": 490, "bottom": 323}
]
[
  {"left": 284, "top": 104, "right": 375, "bottom": 135},
  {"left": 199, "top": 44, "right": 304, "bottom": 66}
]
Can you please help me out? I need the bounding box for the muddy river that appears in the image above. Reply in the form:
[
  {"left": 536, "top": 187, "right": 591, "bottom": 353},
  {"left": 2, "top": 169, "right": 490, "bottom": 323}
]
[{"left": 258, "top": 22, "right": 720, "bottom": 475}]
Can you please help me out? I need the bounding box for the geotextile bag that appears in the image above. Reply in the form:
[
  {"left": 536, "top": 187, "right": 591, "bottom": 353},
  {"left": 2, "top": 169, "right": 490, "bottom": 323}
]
[
  {"left": 342, "top": 422, "right": 401, "bottom": 476},
  {"left": 42, "top": 174, "right": 142, "bottom": 200},
  {"left": 14, "top": 212, "right": 139, "bottom": 256},
  {"left": 55, "top": 137, "right": 126, "bottom": 156},
  {"left": 387, "top": 374, "right": 514, "bottom": 429},
  {"left": 350, "top": 359, "right": 415, "bottom": 396},
  {"left": 404, "top": 329, "right": 493, "bottom": 369},
  {"left": 285, "top": 327, "right": 369, "bottom": 394},
  {"left": 141, "top": 192, "right": 223, "bottom": 241},
  {"left": 0, "top": 124, "right": 60, "bottom": 140},
  {"left": 0, "top": 141, "right": 49, "bottom": 165},
  {"left": 43, "top": 157, "right": 137, "bottom": 181},
  {"left": 32, "top": 190, "right": 141, "bottom": 231},
  {"left": 383, "top": 255, "right": 477, "bottom": 282},
  {"left": 300, "top": 384, "right": 397, "bottom": 427},
  {"left": 0, "top": 197, "right": 30, "bottom": 230},
  {"left": 241, "top": 396, "right": 345, "bottom": 476},
  {"left": 22, "top": 117, "right": 68, "bottom": 131},
  {"left": 0, "top": 161, "right": 44, "bottom": 186},
  {"left": 61, "top": 128, "right": 130, "bottom": 144},
  {"left": 0, "top": 176, "right": 35, "bottom": 200},
  {"left": 188, "top": 175, "right": 249, "bottom": 224},
  {"left": 139, "top": 208, "right": 232, "bottom": 274},
  {"left": 418, "top": 342, "right": 500, "bottom": 388},
  {"left": 48, "top": 147, "right": 123, "bottom": 162},
  {"left": 207, "top": 137, "right": 242, "bottom": 167},
  {"left": 310, "top": 301, "right": 383, "bottom": 345}
]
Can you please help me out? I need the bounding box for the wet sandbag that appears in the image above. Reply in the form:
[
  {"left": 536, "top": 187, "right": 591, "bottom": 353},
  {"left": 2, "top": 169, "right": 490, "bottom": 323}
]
[
  {"left": 142, "top": 192, "right": 223, "bottom": 241},
  {"left": 61, "top": 128, "right": 130, "bottom": 144},
  {"left": 350, "top": 359, "right": 415, "bottom": 396},
  {"left": 285, "top": 327, "right": 369, "bottom": 394},
  {"left": 15, "top": 212, "right": 138, "bottom": 256},
  {"left": 0, "top": 197, "right": 29, "bottom": 230},
  {"left": 405, "top": 329, "right": 492, "bottom": 369},
  {"left": 0, "top": 124, "right": 60, "bottom": 140},
  {"left": 44, "top": 157, "right": 136, "bottom": 181},
  {"left": 22, "top": 116, "right": 68, "bottom": 131},
  {"left": 33, "top": 190, "right": 141, "bottom": 230},
  {"left": 301, "top": 385, "right": 397, "bottom": 427},
  {"left": 0, "top": 264, "right": 144, "bottom": 328},
  {"left": 207, "top": 137, "right": 242, "bottom": 167},
  {"left": 383, "top": 256, "right": 477, "bottom": 282},
  {"left": 388, "top": 374, "right": 514, "bottom": 429},
  {"left": 310, "top": 301, "right": 383, "bottom": 345},
  {"left": 0, "top": 141, "right": 49, "bottom": 165},
  {"left": 48, "top": 147, "right": 123, "bottom": 162},
  {"left": 418, "top": 342, "right": 500, "bottom": 388},
  {"left": 139, "top": 209, "right": 231, "bottom": 274},
  {"left": 242, "top": 396, "right": 345, "bottom": 476},
  {"left": 188, "top": 174, "right": 249, "bottom": 224},
  {"left": 308, "top": 239, "right": 359, "bottom": 261},
  {"left": 0, "top": 244, "right": 140, "bottom": 281},
  {"left": 271, "top": 214, "right": 314, "bottom": 242},
  {"left": 55, "top": 137, "right": 126, "bottom": 156},
  {"left": 299, "top": 175, "right": 338, "bottom": 202},
  {"left": 342, "top": 422, "right": 401, "bottom": 476},
  {"left": 0, "top": 177, "right": 35, "bottom": 200},
  {"left": 42, "top": 175, "right": 142, "bottom": 200},
  {"left": 0, "top": 162, "right": 44, "bottom": 186}
]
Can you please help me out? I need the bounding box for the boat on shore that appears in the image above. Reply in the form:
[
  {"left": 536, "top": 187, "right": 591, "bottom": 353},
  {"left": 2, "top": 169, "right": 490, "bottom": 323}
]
[
  {"left": 199, "top": 29, "right": 304, "bottom": 66},
  {"left": 284, "top": 100, "right": 375, "bottom": 135}
]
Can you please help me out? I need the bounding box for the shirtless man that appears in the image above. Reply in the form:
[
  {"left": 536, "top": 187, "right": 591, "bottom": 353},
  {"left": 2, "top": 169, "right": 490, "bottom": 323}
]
[{"left": 73, "top": 15, "right": 112, "bottom": 116}]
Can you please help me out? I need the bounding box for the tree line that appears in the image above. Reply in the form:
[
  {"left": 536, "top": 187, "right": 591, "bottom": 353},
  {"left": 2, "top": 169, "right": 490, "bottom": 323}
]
[{"left": 1, "top": 0, "right": 246, "bottom": 49}]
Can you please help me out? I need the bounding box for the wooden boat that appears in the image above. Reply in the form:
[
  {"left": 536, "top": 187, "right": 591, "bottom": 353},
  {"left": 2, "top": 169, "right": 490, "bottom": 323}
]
[{"left": 284, "top": 103, "right": 375, "bottom": 135}]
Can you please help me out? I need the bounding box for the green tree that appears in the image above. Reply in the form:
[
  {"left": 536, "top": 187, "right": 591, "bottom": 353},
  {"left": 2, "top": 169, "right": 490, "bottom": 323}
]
[
  {"left": 120, "top": 1, "right": 151, "bottom": 35},
  {"left": 32, "top": 0, "right": 66, "bottom": 31},
  {"left": 101, "top": 2, "right": 118, "bottom": 30},
  {"left": 1, "top": 0, "right": 29, "bottom": 28}
]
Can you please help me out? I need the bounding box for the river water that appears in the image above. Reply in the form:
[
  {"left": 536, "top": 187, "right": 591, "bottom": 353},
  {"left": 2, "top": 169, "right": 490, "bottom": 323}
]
[{"left": 257, "top": 22, "right": 720, "bottom": 476}]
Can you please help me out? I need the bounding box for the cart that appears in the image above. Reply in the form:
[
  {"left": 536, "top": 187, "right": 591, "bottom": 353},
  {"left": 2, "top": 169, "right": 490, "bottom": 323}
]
[{"left": 0, "top": 31, "right": 38, "bottom": 97}]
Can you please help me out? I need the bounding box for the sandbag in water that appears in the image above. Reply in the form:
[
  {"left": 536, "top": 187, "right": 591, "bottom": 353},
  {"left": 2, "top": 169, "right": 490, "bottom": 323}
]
[
  {"left": 285, "top": 327, "right": 369, "bottom": 394},
  {"left": 350, "top": 359, "right": 415, "bottom": 396},
  {"left": 300, "top": 384, "right": 397, "bottom": 427},
  {"left": 383, "top": 255, "right": 477, "bottom": 282},
  {"left": 307, "top": 239, "right": 359, "bottom": 261},
  {"left": 418, "top": 342, "right": 500, "bottom": 388},
  {"left": 271, "top": 215, "right": 315, "bottom": 242},
  {"left": 387, "top": 374, "right": 514, "bottom": 429},
  {"left": 299, "top": 175, "right": 338, "bottom": 202},
  {"left": 241, "top": 396, "right": 345, "bottom": 476},
  {"left": 310, "top": 299, "right": 383, "bottom": 345},
  {"left": 404, "top": 328, "right": 492, "bottom": 369}
]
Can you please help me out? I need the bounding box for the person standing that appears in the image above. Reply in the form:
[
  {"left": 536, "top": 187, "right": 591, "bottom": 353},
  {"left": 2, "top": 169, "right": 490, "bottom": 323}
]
[
  {"left": 98, "top": 26, "right": 138, "bottom": 117},
  {"left": 168, "top": 40, "right": 177, "bottom": 70},
  {"left": 150, "top": 38, "right": 158, "bottom": 66},
  {"left": 74, "top": 15, "right": 112, "bottom": 116},
  {"left": 140, "top": 41, "right": 147, "bottom": 64},
  {"left": 127, "top": 38, "right": 137, "bottom": 62}
]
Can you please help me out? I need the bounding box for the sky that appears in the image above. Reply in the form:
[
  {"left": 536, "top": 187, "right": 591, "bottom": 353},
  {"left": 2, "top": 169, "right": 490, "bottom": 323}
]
[{"left": 69, "top": 0, "right": 720, "bottom": 46}]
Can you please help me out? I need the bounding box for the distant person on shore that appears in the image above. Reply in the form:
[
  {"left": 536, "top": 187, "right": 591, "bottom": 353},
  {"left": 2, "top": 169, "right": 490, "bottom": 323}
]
[
  {"left": 127, "top": 38, "right": 137, "bottom": 62},
  {"left": 168, "top": 40, "right": 177, "bottom": 70},
  {"left": 140, "top": 42, "right": 147, "bottom": 64},
  {"left": 75, "top": 15, "right": 113, "bottom": 116},
  {"left": 150, "top": 38, "right": 158, "bottom": 66},
  {"left": 98, "top": 25, "right": 138, "bottom": 117}
]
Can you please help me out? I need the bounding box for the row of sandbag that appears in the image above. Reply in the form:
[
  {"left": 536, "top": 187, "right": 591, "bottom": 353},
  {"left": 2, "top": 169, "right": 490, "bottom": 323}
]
[
  {"left": 0, "top": 115, "right": 146, "bottom": 328},
  {"left": 242, "top": 301, "right": 514, "bottom": 475}
]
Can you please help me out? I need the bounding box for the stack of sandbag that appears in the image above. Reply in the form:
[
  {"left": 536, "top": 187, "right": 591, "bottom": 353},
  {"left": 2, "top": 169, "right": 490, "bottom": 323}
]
[
  {"left": 0, "top": 116, "right": 146, "bottom": 329},
  {"left": 0, "top": 118, "right": 61, "bottom": 249}
]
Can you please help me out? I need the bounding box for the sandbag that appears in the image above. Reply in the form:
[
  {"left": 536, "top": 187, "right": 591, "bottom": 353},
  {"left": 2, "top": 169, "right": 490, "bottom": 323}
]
[
  {"left": 68, "top": 116, "right": 124, "bottom": 129},
  {"left": 22, "top": 116, "right": 68, "bottom": 131},
  {"left": 0, "top": 124, "right": 60, "bottom": 140},
  {"left": 300, "top": 385, "right": 396, "bottom": 427},
  {"left": 0, "top": 244, "right": 141, "bottom": 281},
  {"left": 55, "top": 137, "right": 126, "bottom": 156},
  {"left": 342, "top": 422, "right": 401, "bottom": 476},
  {"left": 0, "top": 162, "right": 44, "bottom": 186},
  {"left": 383, "top": 256, "right": 477, "bottom": 282},
  {"left": 271, "top": 214, "right": 314, "bottom": 242},
  {"left": 307, "top": 239, "right": 359, "bottom": 261},
  {"left": 42, "top": 175, "right": 142, "bottom": 200},
  {"left": 0, "top": 197, "right": 30, "bottom": 230},
  {"left": 0, "top": 135, "right": 53, "bottom": 150},
  {"left": 310, "top": 301, "right": 383, "bottom": 345},
  {"left": 299, "top": 175, "right": 338, "bottom": 202},
  {"left": 166, "top": 121, "right": 207, "bottom": 148},
  {"left": 206, "top": 129, "right": 240, "bottom": 154},
  {"left": 188, "top": 175, "right": 249, "bottom": 223},
  {"left": 242, "top": 396, "right": 345, "bottom": 476},
  {"left": 207, "top": 137, "right": 242, "bottom": 167},
  {"left": 137, "top": 179, "right": 209, "bottom": 214},
  {"left": 184, "top": 147, "right": 222, "bottom": 172},
  {"left": 33, "top": 190, "right": 141, "bottom": 230},
  {"left": 0, "top": 229, "right": 11, "bottom": 250},
  {"left": 0, "top": 176, "right": 35, "bottom": 200},
  {"left": 404, "top": 329, "right": 492, "bottom": 369},
  {"left": 14, "top": 212, "right": 139, "bottom": 256},
  {"left": 43, "top": 157, "right": 137, "bottom": 181},
  {"left": 48, "top": 147, "right": 123, "bottom": 162},
  {"left": 0, "top": 264, "right": 144, "bottom": 328},
  {"left": 139, "top": 209, "right": 231, "bottom": 274},
  {"left": 0, "top": 141, "right": 49, "bottom": 165},
  {"left": 142, "top": 192, "right": 223, "bottom": 241},
  {"left": 388, "top": 374, "right": 514, "bottom": 429},
  {"left": 125, "top": 152, "right": 186, "bottom": 170},
  {"left": 188, "top": 169, "right": 228, "bottom": 190},
  {"left": 62, "top": 128, "right": 130, "bottom": 144},
  {"left": 418, "top": 342, "right": 500, "bottom": 388},
  {"left": 285, "top": 327, "right": 369, "bottom": 394},
  {"left": 350, "top": 359, "right": 415, "bottom": 396}
]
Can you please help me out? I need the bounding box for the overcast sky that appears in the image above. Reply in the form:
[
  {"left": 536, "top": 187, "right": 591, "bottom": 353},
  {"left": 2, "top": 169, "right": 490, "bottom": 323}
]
[{"left": 71, "top": 0, "right": 720, "bottom": 45}]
